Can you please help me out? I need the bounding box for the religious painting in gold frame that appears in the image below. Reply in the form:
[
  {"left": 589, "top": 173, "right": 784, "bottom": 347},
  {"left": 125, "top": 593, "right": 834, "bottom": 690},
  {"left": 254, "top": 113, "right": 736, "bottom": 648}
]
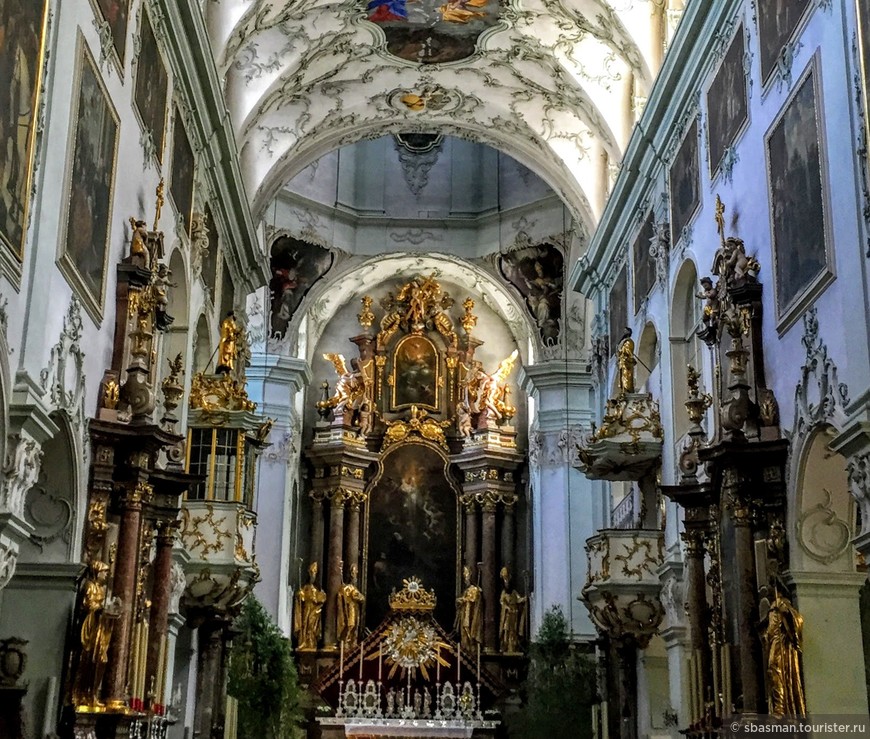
[
  {"left": 0, "top": 0, "right": 49, "bottom": 265},
  {"left": 88, "top": 0, "right": 131, "bottom": 70},
  {"left": 169, "top": 108, "right": 195, "bottom": 237},
  {"left": 133, "top": 5, "right": 169, "bottom": 166},
  {"left": 858, "top": 0, "right": 870, "bottom": 164},
  {"left": 390, "top": 334, "right": 440, "bottom": 411},
  {"left": 362, "top": 441, "right": 460, "bottom": 631},
  {"left": 57, "top": 36, "right": 120, "bottom": 323}
]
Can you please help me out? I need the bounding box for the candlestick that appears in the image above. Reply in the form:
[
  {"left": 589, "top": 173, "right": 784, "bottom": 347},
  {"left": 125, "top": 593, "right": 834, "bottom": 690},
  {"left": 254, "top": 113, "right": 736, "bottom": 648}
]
[
  {"left": 340, "top": 641, "right": 345, "bottom": 678},
  {"left": 476, "top": 643, "right": 480, "bottom": 677},
  {"left": 436, "top": 645, "right": 440, "bottom": 683},
  {"left": 359, "top": 644, "right": 363, "bottom": 682},
  {"left": 456, "top": 643, "right": 460, "bottom": 682},
  {"left": 378, "top": 646, "right": 383, "bottom": 682}
]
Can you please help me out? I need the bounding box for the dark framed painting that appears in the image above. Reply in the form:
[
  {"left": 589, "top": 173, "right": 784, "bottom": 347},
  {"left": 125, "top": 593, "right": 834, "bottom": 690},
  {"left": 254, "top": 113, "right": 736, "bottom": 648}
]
[
  {"left": 632, "top": 212, "right": 656, "bottom": 314},
  {"left": 169, "top": 110, "right": 195, "bottom": 237},
  {"left": 89, "top": 0, "right": 130, "bottom": 68},
  {"left": 0, "top": 0, "right": 49, "bottom": 264},
  {"left": 268, "top": 235, "right": 334, "bottom": 338},
  {"left": 391, "top": 335, "right": 439, "bottom": 409},
  {"left": 757, "top": 0, "right": 811, "bottom": 85},
  {"left": 364, "top": 442, "right": 459, "bottom": 629},
  {"left": 133, "top": 7, "right": 168, "bottom": 165},
  {"left": 608, "top": 264, "right": 627, "bottom": 356},
  {"left": 669, "top": 119, "right": 701, "bottom": 249},
  {"left": 498, "top": 244, "right": 564, "bottom": 347},
  {"left": 858, "top": 0, "right": 870, "bottom": 147},
  {"left": 765, "top": 55, "right": 833, "bottom": 330},
  {"left": 202, "top": 204, "right": 219, "bottom": 297},
  {"left": 707, "top": 25, "right": 748, "bottom": 179},
  {"left": 58, "top": 39, "right": 120, "bottom": 321}
]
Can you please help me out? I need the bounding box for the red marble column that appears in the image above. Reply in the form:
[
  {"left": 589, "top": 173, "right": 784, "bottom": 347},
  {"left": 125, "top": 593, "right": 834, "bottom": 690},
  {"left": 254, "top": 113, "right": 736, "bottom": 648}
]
[
  {"left": 145, "top": 521, "right": 176, "bottom": 711},
  {"left": 500, "top": 498, "right": 516, "bottom": 575},
  {"left": 310, "top": 492, "right": 325, "bottom": 586},
  {"left": 323, "top": 490, "right": 346, "bottom": 647},
  {"left": 481, "top": 495, "right": 498, "bottom": 651},
  {"left": 463, "top": 497, "right": 478, "bottom": 576},
  {"left": 344, "top": 494, "right": 363, "bottom": 581},
  {"left": 731, "top": 499, "right": 762, "bottom": 712},
  {"left": 104, "top": 482, "right": 146, "bottom": 709}
]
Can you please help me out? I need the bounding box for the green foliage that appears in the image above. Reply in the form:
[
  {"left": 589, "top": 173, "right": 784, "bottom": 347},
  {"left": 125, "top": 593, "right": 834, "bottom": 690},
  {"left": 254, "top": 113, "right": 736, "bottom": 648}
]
[
  {"left": 228, "top": 597, "right": 304, "bottom": 739},
  {"left": 507, "top": 605, "right": 597, "bottom": 739}
]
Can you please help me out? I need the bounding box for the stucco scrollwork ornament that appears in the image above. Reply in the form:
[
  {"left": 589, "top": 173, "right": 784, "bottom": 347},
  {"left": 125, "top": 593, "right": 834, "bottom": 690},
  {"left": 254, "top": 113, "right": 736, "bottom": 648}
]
[
  {"left": 649, "top": 221, "right": 670, "bottom": 289},
  {"left": 168, "top": 561, "right": 187, "bottom": 615},
  {"left": 0, "top": 547, "right": 17, "bottom": 591},
  {"left": 40, "top": 296, "right": 88, "bottom": 440},
  {"left": 1, "top": 436, "right": 43, "bottom": 519},
  {"left": 796, "top": 489, "right": 852, "bottom": 565},
  {"left": 846, "top": 453, "right": 870, "bottom": 539},
  {"left": 190, "top": 211, "right": 210, "bottom": 280}
]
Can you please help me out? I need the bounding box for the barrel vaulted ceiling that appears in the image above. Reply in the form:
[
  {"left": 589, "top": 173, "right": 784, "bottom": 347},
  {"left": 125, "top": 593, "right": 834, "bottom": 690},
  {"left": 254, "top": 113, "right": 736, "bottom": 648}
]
[{"left": 205, "top": 0, "right": 680, "bottom": 233}]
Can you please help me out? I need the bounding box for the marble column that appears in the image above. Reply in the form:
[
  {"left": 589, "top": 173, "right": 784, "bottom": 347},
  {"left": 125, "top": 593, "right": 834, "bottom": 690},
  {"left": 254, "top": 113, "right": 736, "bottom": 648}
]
[
  {"left": 344, "top": 494, "right": 363, "bottom": 580},
  {"left": 463, "top": 497, "right": 479, "bottom": 576},
  {"left": 729, "top": 496, "right": 762, "bottom": 713},
  {"left": 194, "top": 619, "right": 225, "bottom": 739},
  {"left": 681, "top": 526, "right": 710, "bottom": 708},
  {"left": 310, "top": 492, "right": 325, "bottom": 586},
  {"left": 481, "top": 495, "right": 498, "bottom": 651},
  {"left": 104, "top": 483, "right": 146, "bottom": 709},
  {"left": 145, "top": 522, "right": 176, "bottom": 711},
  {"left": 501, "top": 497, "right": 516, "bottom": 575},
  {"left": 324, "top": 490, "right": 346, "bottom": 647}
]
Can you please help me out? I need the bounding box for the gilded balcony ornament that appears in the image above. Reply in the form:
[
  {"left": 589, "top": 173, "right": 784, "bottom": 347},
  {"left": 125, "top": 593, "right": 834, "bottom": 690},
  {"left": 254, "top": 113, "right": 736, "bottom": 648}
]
[{"left": 189, "top": 372, "right": 256, "bottom": 413}]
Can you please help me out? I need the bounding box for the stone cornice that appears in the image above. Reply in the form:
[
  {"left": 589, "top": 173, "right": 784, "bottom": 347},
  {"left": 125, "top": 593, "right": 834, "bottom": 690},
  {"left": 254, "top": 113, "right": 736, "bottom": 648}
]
[{"left": 519, "top": 360, "right": 593, "bottom": 393}]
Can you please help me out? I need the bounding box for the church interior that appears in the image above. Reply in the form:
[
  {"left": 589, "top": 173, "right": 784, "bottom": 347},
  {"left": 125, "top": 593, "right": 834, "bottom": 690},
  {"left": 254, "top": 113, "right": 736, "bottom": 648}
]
[{"left": 0, "top": 0, "right": 869, "bottom": 737}]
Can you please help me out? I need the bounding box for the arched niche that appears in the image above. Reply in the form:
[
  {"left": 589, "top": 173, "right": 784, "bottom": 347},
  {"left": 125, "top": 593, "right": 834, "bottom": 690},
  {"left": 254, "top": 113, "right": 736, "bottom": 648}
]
[
  {"left": 193, "top": 314, "right": 213, "bottom": 373},
  {"left": 669, "top": 259, "right": 702, "bottom": 441},
  {"left": 636, "top": 321, "right": 659, "bottom": 391},
  {"left": 19, "top": 413, "right": 78, "bottom": 563},
  {"left": 163, "top": 249, "right": 191, "bottom": 386},
  {"left": 362, "top": 441, "right": 460, "bottom": 630}
]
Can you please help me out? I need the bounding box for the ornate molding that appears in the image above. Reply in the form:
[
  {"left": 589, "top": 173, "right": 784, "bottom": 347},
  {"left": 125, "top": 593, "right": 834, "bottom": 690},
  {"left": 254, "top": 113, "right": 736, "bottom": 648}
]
[
  {"left": 1, "top": 437, "right": 43, "bottom": 519},
  {"left": 39, "top": 296, "right": 87, "bottom": 441}
]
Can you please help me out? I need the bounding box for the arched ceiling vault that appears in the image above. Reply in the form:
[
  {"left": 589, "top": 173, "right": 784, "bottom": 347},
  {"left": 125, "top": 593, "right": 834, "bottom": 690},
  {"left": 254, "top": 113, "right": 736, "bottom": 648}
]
[{"left": 205, "top": 0, "right": 664, "bottom": 230}]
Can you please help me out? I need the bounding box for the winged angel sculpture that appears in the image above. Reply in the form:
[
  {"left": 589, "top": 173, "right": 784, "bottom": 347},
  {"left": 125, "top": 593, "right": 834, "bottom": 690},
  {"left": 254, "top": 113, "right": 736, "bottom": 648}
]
[
  {"left": 465, "top": 349, "right": 519, "bottom": 424},
  {"left": 317, "top": 353, "right": 371, "bottom": 415}
]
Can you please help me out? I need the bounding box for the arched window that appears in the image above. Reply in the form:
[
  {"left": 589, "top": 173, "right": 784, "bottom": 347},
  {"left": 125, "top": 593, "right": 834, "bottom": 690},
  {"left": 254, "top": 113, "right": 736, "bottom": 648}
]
[
  {"left": 670, "top": 259, "right": 703, "bottom": 441},
  {"left": 636, "top": 321, "right": 659, "bottom": 391}
]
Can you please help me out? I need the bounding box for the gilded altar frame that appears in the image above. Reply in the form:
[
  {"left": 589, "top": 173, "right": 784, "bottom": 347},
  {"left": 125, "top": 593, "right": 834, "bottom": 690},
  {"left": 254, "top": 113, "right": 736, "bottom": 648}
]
[{"left": 389, "top": 333, "right": 442, "bottom": 412}]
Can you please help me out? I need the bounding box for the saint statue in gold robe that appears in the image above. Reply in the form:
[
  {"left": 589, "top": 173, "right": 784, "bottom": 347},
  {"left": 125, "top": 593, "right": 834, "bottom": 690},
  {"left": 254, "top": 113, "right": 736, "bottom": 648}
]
[
  {"left": 499, "top": 566, "right": 526, "bottom": 654},
  {"left": 216, "top": 311, "right": 242, "bottom": 374},
  {"left": 763, "top": 590, "right": 806, "bottom": 717},
  {"left": 337, "top": 564, "right": 365, "bottom": 650},
  {"left": 616, "top": 329, "right": 636, "bottom": 395},
  {"left": 455, "top": 565, "right": 483, "bottom": 650},
  {"left": 294, "top": 562, "right": 327, "bottom": 651}
]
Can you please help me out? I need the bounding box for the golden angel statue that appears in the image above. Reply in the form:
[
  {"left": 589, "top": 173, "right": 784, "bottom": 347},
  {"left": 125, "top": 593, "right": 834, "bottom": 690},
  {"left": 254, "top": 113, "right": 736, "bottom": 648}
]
[
  {"left": 455, "top": 565, "right": 483, "bottom": 650},
  {"left": 337, "top": 563, "right": 365, "bottom": 650},
  {"left": 763, "top": 590, "right": 806, "bottom": 716},
  {"left": 317, "top": 354, "right": 369, "bottom": 414},
  {"left": 498, "top": 567, "right": 526, "bottom": 654},
  {"left": 294, "top": 562, "right": 327, "bottom": 651},
  {"left": 216, "top": 311, "right": 243, "bottom": 374},
  {"left": 72, "top": 561, "right": 121, "bottom": 709},
  {"left": 475, "top": 349, "right": 519, "bottom": 423},
  {"left": 616, "top": 328, "right": 636, "bottom": 395}
]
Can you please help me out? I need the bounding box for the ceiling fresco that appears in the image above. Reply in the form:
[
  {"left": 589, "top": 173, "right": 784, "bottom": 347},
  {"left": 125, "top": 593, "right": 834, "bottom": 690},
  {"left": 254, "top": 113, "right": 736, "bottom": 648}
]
[{"left": 206, "top": 1, "right": 681, "bottom": 232}]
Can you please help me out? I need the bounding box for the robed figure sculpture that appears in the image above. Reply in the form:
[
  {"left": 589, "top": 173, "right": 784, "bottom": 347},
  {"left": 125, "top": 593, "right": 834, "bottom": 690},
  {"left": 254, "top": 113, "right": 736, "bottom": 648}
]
[
  {"left": 763, "top": 590, "right": 807, "bottom": 716},
  {"left": 294, "top": 562, "right": 327, "bottom": 651},
  {"left": 498, "top": 566, "right": 526, "bottom": 654},
  {"left": 337, "top": 564, "right": 365, "bottom": 650},
  {"left": 455, "top": 565, "right": 483, "bottom": 650}
]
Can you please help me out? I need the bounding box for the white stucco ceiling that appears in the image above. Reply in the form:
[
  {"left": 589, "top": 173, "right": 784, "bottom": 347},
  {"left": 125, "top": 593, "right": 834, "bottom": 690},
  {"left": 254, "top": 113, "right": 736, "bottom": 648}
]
[{"left": 205, "top": 0, "right": 679, "bottom": 233}]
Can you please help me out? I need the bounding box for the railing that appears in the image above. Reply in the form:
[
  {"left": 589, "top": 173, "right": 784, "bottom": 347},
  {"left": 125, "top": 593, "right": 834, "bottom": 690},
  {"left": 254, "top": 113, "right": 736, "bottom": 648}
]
[{"left": 611, "top": 486, "right": 640, "bottom": 529}]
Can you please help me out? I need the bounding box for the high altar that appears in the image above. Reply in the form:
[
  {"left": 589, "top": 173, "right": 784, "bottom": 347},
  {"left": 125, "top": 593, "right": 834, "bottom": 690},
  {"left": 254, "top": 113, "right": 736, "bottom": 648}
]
[{"left": 298, "top": 275, "right": 529, "bottom": 732}]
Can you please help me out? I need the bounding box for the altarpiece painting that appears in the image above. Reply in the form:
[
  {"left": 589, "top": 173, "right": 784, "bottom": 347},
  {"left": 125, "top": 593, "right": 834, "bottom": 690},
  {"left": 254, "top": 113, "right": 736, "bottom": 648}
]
[
  {"left": 391, "top": 335, "right": 439, "bottom": 409},
  {"left": 90, "top": 0, "right": 130, "bottom": 67},
  {"left": 757, "top": 0, "right": 811, "bottom": 85},
  {"left": 766, "top": 57, "right": 832, "bottom": 327},
  {"left": 58, "top": 41, "right": 120, "bottom": 320},
  {"left": 707, "top": 25, "right": 748, "bottom": 179},
  {"left": 134, "top": 7, "right": 168, "bottom": 165},
  {"left": 669, "top": 119, "right": 700, "bottom": 250},
  {"left": 169, "top": 111, "right": 195, "bottom": 237},
  {"left": 0, "top": 0, "right": 49, "bottom": 263},
  {"left": 498, "top": 244, "right": 564, "bottom": 347},
  {"left": 268, "top": 236, "right": 334, "bottom": 339},
  {"left": 365, "top": 443, "right": 458, "bottom": 629},
  {"left": 632, "top": 212, "right": 655, "bottom": 314}
]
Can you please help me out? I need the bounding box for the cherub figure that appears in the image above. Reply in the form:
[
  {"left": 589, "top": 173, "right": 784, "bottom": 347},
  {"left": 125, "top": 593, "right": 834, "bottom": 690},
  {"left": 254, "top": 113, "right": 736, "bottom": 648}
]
[{"left": 696, "top": 276, "right": 719, "bottom": 325}]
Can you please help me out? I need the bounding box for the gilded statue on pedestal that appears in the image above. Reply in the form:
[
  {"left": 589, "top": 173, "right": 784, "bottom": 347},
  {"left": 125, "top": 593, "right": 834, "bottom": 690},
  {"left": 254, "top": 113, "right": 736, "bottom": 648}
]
[
  {"left": 763, "top": 590, "right": 806, "bottom": 716},
  {"left": 294, "top": 562, "right": 327, "bottom": 651},
  {"left": 317, "top": 353, "right": 367, "bottom": 415},
  {"left": 72, "top": 561, "right": 121, "bottom": 710},
  {"left": 466, "top": 350, "right": 519, "bottom": 425},
  {"left": 216, "top": 311, "right": 242, "bottom": 374},
  {"left": 616, "top": 328, "right": 636, "bottom": 395},
  {"left": 498, "top": 567, "right": 526, "bottom": 654},
  {"left": 455, "top": 565, "right": 483, "bottom": 650},
  {"left": 337, "top": 564, "right": 365, "bottom": 650}
]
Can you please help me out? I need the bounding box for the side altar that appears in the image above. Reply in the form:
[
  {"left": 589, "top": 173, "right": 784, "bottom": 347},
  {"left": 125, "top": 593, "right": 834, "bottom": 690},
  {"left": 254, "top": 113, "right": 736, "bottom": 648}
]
[{"left": 298, "top": 275, "right": 530, "bottom": 729}]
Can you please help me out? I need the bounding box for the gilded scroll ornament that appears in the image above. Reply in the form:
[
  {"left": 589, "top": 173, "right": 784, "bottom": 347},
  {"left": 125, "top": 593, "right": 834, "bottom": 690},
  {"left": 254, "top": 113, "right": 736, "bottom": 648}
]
[{"left": 383, "top": 406, "right": 451, "bottom": 450}]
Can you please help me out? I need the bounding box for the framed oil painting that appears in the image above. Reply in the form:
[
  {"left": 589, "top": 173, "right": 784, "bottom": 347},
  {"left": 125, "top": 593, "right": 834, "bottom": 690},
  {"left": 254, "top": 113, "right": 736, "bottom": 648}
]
[
  {"left": 669, "top": 120, "right": 701, "bottom": 250},
  {"left": 0, "top": 0, "right": 49, "bottom": 264},
  {"left": 608, "top": 264, "right": 627, "bottom": 356},
  {"left": 707, "top": 25, "right": 748, "bottom": 179},
  {"left": 391, "top": 335, "right": 439, "bottom": 409},
  {"left": 498, "top": 244, "right": 564, "bottom": 347},
  {"left": 169, "top": 110, "right": 195, "bottom": 237},
  {"left": 133, "top": 7, "right": 168, "bottom": 165},
  {"left": 90, "top": 0, "right": 130, "bottom": 68},
  {"left": 858, "top": 0, "right": 870, "bottom": 153},
  {"left": 268, "top": 235, "right": 334, "bottom": 338},
  {"left": 765, "top": 55, "right": 833, "bottom": 331},
  {"left": 632, "top": 212, "right": 655, "bottom": 314},
  {"left": 365, "top": 442, "right": 458, "bottom": 629},
  {"left": 58, "top": 39, "right": 120, "bottom": 321},
  {"left": 367, "top": 0, "right": 498, "bottom": 63},
  {"left": 202, "top": 204, "right": 219, "bottom": 298},
  {"left": 757, "top": 0, "right": 811, "bottom": 86}
]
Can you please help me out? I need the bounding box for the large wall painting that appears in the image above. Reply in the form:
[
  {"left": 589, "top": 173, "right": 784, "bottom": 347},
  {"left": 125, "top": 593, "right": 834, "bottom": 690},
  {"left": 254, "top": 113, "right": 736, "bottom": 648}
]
[
  {"left": 392, "top": 335, "right": 439, "bottom": 410},
  {"left": 366, "top": 0, "right": 498, "bottom": 64},
  {"left": 669, "top": 119, "right": 700, "bottom": 250},
  {"left": 765, "top": 56, "right": 832, "bottom": 330},
  {"left": 58, "top": 40, "right": 120, "bottom": 321},
  {"left": 268, "top": 236, "right": 334, "bottom": 339},
  {"left": 0, "top": 0, "right": 49, "bottom": 263},
  {"left": 632, "top": 212, "right": 655, "bottom": 314},
  {"left": 757, "top": 0, "right": 810, "bottom": 85},
  {"left": 365, "top": 442, "right": 458, "bottom": 629},
  {"left": 608, "top": 265, "right": 627, "bottom": 357},
  {"left": 133, "top": 8, "right": 168, "bottom": 165},
  {"left": 90, "top": 0, "right": 130, "bottom": 68},
  {"left": 706, "top": 25, "right": 748, "bottom": 179},
  {"left": 169, "top": 110, "right": 195, "bottom": 237},
  {"left": 498, "top": 244, "right": 564, "bottom": 347}
]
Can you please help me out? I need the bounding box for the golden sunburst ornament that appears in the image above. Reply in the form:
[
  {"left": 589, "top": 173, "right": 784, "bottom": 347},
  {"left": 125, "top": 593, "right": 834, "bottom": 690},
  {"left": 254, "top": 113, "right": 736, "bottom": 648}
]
[{"left": 382, "top": 615, "right": 451, "bottom": 680}]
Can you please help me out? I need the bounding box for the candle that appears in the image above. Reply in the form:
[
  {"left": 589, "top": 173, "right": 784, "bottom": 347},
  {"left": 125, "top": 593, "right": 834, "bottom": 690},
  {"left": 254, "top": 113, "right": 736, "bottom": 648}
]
[
  {"left": 359, "top": 644, "right": 363, "bottom": 682},
  {"left": 340, "top": 641, "right": 345, "bottom": 678},
  {"left": 436, "top": 645, "right": 440, "bottom": 683},
  {"left": 456, "top": 643, "right": 461, "bottom": 682},
  {"left": 378, "top": 645, "right": 383, "bottom": 681},
  {"left": 476, "top": 643, "right": 480, "bottom": 677}
]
